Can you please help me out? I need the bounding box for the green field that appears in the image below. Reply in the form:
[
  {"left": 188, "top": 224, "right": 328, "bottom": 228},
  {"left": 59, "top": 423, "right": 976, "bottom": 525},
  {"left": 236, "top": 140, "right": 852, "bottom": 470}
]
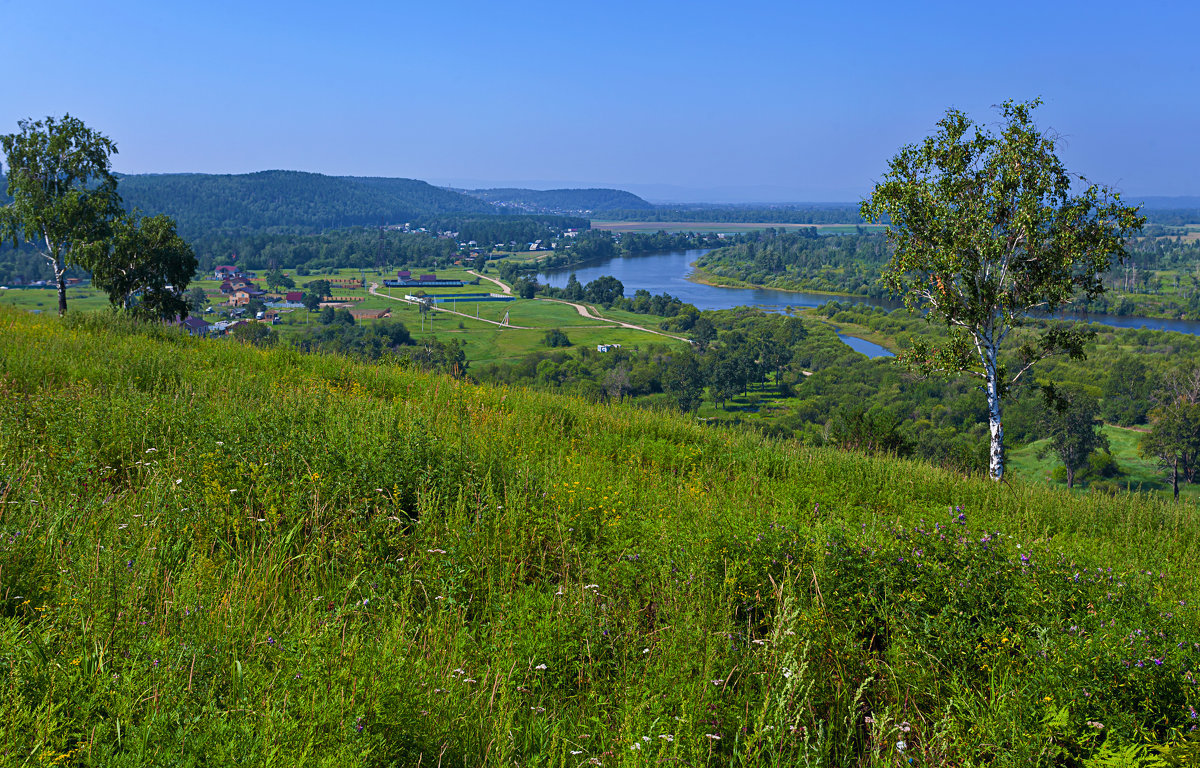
[
  {"left": 26, "top": 266, "right": 685, "bottom": 367},
  {"left": 1009, "top": 424, "right": 1198, "bottom": 501},
  {"left": 592, "top": 220, "right": 884, "bottom": 235},
  {"left": 2, "top": 309, "right": 1197, "bottom": 765}
]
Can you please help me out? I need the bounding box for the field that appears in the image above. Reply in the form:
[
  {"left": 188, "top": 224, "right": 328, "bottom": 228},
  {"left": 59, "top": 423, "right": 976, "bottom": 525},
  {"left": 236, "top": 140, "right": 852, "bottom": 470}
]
[
  {"left": 592, "top": 221, "right": 885, "bottom": 235},
  {"left": 20, "top": 267, "right": 687, "bottom": 368},
  {"left": 1009, "top": 424, "right": 1200, "bottom": 500},
  {"left": 2, "top": 309, "right": 1197, "bottom": 765}
]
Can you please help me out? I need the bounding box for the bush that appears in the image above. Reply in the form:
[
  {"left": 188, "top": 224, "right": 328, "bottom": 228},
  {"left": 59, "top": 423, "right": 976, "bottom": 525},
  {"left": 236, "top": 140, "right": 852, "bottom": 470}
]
[{"left": 541, "top": 328, "right": 571, "bottom": 348}]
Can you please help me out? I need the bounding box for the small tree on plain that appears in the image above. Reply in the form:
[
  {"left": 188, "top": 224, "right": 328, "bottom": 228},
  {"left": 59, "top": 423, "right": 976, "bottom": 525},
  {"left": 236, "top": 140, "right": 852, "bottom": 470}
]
[
  {"left": 1140, "top": 365, "right": 1200, "bottom": 501},
  {"left": 1038, "top": 383, "right": 1109, "bottom": 489},
  {"left": 90, "top": 213, "right": 197, "bottom": 319},
  {"left": 861, "top": 99, "right": 1144, "bottom": 480}
]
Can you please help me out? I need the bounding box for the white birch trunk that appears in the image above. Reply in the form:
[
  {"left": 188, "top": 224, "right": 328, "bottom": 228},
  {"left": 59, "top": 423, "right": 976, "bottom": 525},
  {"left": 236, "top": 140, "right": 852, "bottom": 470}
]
[
  {"left": 983, "top": 336, "right": 1004, "bottom": 481},
  {"left": 43, "top": 234, "right": 68, "bottom": 317}
]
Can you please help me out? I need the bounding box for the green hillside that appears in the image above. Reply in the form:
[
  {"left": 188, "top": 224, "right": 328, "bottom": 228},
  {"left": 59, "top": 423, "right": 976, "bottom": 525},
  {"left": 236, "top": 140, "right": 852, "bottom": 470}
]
[
  {"left": 114, "top": 171, "right": 496, "bottom": 237},
  {"left": 2, "top": 308, "right": 1198, "bottom": 765}
]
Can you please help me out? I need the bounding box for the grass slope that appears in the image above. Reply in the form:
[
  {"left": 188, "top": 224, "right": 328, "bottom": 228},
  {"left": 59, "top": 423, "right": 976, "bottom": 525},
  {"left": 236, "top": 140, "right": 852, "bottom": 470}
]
[{"left": 1, "top": 309, "right": 1198, "bottom": 766}]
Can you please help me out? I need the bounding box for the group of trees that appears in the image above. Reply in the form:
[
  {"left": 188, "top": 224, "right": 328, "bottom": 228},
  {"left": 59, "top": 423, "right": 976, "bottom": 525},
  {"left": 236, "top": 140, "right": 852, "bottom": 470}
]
[
  {"left": 695, "top": 229, "right": 893, "bottom": 297},
  {"left": 1140, "top": 365, "right": 1200, "bottom": 500},
  {"left": 0, "top": 115, "right": 196, "bottom": 318}
]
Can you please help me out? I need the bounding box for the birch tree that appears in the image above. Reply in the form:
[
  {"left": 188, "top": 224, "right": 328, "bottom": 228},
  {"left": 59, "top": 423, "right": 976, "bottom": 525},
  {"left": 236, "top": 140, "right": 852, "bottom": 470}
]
[
  {"left": 861, "top": 99, "right": 1143, "bottom": 480},
  {"left": 0, "top": 115, "right": 124, "bottom": 316}
]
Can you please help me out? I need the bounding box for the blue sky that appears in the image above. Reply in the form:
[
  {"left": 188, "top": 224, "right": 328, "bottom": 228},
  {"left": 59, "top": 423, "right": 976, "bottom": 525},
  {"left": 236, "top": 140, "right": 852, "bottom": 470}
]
[{"left": 4, "top": 0, "right": 1197, "bottom": 201}]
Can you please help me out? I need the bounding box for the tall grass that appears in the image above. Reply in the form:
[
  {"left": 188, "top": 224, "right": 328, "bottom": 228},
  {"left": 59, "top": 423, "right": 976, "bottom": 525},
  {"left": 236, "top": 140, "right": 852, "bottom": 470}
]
[{"left": 0, "top": 307, "right": 1197, "bottom": 766}]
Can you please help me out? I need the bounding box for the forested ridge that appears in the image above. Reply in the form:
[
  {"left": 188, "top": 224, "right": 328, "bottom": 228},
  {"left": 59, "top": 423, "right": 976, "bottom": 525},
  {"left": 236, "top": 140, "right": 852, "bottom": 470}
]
[
  {"left": 113, "top": 171, "right": 495, "bottom": 236},
  {"left": 463, "top": 187, "right": 653, "bottom": 213}
]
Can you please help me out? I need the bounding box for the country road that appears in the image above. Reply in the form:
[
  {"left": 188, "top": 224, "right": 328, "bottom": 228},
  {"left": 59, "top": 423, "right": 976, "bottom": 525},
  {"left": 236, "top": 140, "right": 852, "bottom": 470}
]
[
  {"left": 367, "top": 283, "right": 534, "bottom": 329},
  {"left": 538, "top": 298, "right": 692, "bottom": 342},
  {"left": 368, "top": 277, "right": 692, "bottom": 343},
  {"left": 466, "top": 270, "right": 511, "bottom": 294}
]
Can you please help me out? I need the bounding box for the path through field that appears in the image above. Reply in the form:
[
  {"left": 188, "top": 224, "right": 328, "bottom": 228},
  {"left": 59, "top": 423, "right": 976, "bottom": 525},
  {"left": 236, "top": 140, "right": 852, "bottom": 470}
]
[
  {"left": 369, "top": 277, "right": 691, "bottom": 342},
  {"left": 367, "top": 283, "right": 534, "bottom": 329}
]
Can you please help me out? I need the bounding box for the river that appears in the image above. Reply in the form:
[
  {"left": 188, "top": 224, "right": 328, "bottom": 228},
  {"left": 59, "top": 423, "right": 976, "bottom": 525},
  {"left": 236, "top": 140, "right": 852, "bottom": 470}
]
[{"left": 539, "top": 249, "right": 1200, "bottom": 344}]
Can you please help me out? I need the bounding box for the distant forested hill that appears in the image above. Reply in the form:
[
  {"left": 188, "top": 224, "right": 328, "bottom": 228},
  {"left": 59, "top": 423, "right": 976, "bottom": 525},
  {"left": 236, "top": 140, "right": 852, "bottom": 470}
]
[
  {"left": 463, "top": 187, "right": 654, "bottom": 214},
  {"left": 115, "top": 171, "right": 496, "bottom": 237}
]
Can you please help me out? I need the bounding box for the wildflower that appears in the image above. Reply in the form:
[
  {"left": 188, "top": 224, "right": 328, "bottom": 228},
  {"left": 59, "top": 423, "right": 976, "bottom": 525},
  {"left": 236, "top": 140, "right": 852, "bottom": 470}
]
[
  {"left": 535, "top": 664, "right": 547, "bottom": 670},
  {"left": 266, "top": 636, "right": 275, "bottom": 645},
  {"left": 642, "top": 736, "right": 650, "bottom": 742},
  {"left": 630, "top": 743, "right": 641, "bottom": 751},
  {"left": 896, "top": 739, "right": 907, "bottom": 753},
  {"left": 899, "top": 721, "right": 911, "bottom": 732},
  {"left": 1087, "top": 721, "right": 1105, "bottom": 730},
  {"left": 706, "top": 733, "right": 721, "bottom": 740},
  {"left": 710, "top": 678, "right": 724, "bottom": 685},
  {"left": 864, "top": 716, "right": 874, "bottom": 724},
  {"left": 659, "top": 735, "right": 674, "bottom": 741},
  {"left": 642, "top": 648, "right": 650, "bottom": 654}
]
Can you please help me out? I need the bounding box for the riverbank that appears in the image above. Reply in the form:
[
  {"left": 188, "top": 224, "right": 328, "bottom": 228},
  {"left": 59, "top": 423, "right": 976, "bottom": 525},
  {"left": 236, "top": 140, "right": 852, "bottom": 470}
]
[{"left": 686, "top": 263, "right": 876, "bottom": 300}]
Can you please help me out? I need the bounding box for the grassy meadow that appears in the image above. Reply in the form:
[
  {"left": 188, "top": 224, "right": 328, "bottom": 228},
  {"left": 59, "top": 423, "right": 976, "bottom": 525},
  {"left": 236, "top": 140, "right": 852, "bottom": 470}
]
[{"left": 1, "top": 309, "right": 1199, "bottom": 766}]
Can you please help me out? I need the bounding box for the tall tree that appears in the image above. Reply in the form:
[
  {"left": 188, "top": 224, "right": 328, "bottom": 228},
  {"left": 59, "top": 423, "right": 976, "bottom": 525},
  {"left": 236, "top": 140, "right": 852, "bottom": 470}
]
[
  {"left": 0, "top": 115, "right": 124, "bottom": 316},
  {"left": 861, "top": 99, "right": 1144, "bottom": 480},
  {"left": 661, "top": 350, "right": 704, "bottom": 413},
  {"left": 1039, "top": 383, "right": 1109, "bottom": 489},
  {"left": 90, "top": 213, "right": 197, "bottom": 319}
]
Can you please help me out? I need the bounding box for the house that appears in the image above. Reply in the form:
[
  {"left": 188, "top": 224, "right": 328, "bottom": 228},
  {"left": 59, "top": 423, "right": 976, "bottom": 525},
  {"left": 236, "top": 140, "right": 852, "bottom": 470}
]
[
  {"left": 218, "top": 281, "right": 235, "bottom": 295},
  {"left": 285, "top": 291, "right": 303, "bottom": 302},
  {"left": 397, "top": 270, "right": 412, "bottom": 280},
  {"left": 230, "top": 288, "right": 266, "bottom": 307},
  {"left": 214, "top": 265, "right": 240, "bottom": 280},
  {"left": 178, "top": 316, "right": 211, "bottom": 337},
  {"left": 597, "top": 343, "right": 622, "bottom": 353}
]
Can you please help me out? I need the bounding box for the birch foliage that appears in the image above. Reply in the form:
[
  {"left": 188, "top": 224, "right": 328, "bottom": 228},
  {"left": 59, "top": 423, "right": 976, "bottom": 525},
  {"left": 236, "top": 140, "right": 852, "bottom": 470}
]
[
  {"left": 861, "top": 99, "right": 1144, "bottom": 479},
  {"left": 0, "top": 115, "right": 123, "bottom": 316}
]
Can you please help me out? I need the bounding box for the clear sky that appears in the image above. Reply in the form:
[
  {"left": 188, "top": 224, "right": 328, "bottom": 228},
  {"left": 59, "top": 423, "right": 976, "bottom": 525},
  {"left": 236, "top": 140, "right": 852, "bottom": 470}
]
[{"left": 4, "top": 0, "right": 1197, "bottom": 202}]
